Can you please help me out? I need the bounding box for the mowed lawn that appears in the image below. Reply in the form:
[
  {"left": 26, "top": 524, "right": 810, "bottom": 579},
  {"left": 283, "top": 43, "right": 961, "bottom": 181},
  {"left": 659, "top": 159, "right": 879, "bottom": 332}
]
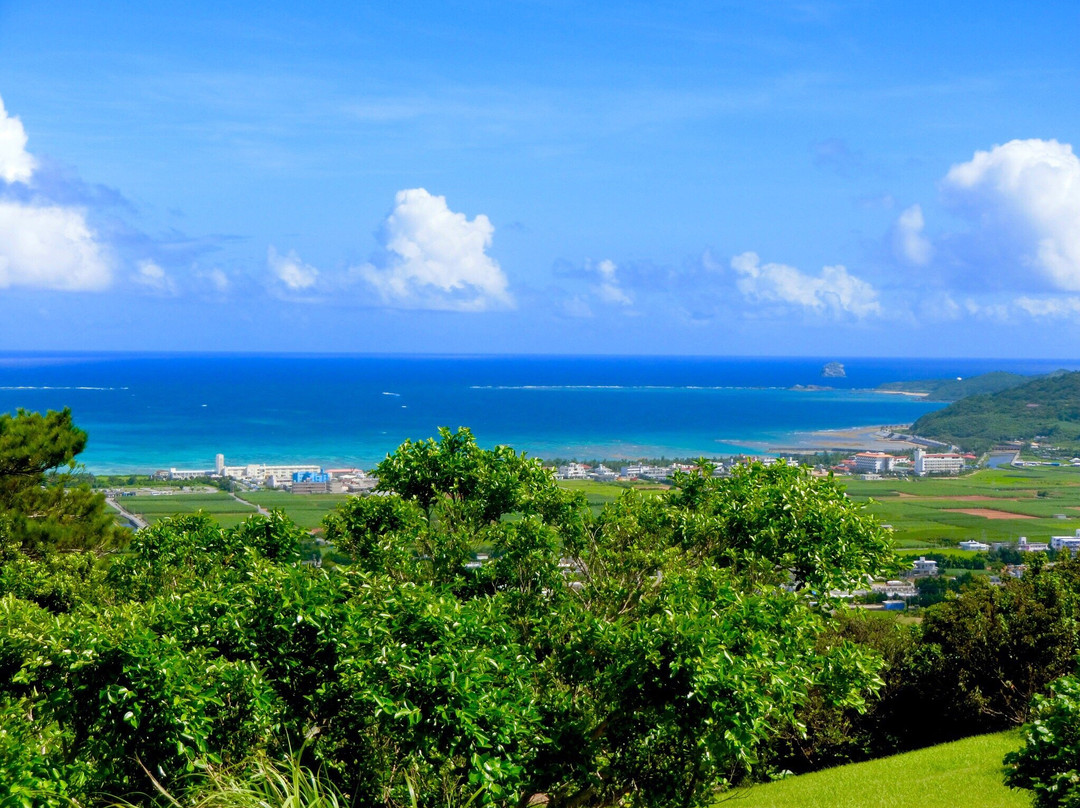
[
  {"left": 120, "top": 492, "right": 258, "bottom": 529},
  {"left": 842, "top": 466, "right": 1080, "bottom": 549},
  {"left": 237, "top": 490, "right": 352, "bottom": 530},
  {"left": 727, "top": 732, "right": 1031, "bottom": 808}
]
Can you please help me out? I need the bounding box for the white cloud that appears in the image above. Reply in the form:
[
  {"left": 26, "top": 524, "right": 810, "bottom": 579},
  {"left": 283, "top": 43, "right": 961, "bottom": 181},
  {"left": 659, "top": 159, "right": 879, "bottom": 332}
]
[
  {"left": 943, "top": 139, "right": 1080, "bottom": 290},
  {"left": 268, "top": 246, "right": 318, "bottom": 291},
  {"left": 894, "top": 204, "right": 933, "bottom": 266},
  {"left": 1015, "top": 295, "right": 1080, "bottom": 318},
  {"left": 132, "top": 260, "right": 177, "bottom": 295},
  {"left": 0, "top": 96, "right": 113, "bottom": 292},
  {"left": 0, "top": 201, "right": 111, "bottom": 291},
  {"left": 0, "top": 95, "right": 35, "bottom": 184},
  {"left": 200, "top": 268, "right": 229, "bottom": 293},
  {"left": 730, "top": 251, "right": 881, "bottom": 317},
  {"left": 560, "top": 295, "right": 593, "bottom": 318},
  {"left": 917, "top": 292, "right": 962, "bottom": 321},
  {"left": 360, "top": 188, "right": 513, "bottom": 311},
  {"left": 592, "top": 259, "right": 632, "bottom": 305}
]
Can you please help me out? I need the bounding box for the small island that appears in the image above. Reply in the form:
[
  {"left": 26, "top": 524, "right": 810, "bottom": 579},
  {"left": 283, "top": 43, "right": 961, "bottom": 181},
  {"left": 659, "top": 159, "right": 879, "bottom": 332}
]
[{"left": 822, "top": 361, "right": 846, "bottom": 378}]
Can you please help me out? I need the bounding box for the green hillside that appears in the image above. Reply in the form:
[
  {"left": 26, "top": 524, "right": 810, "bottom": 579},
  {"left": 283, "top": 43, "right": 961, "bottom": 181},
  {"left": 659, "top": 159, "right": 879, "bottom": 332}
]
[
  {"left": 728, "top": 732, "right": 1029, "bottom": 808},
  {"left": 877, "top": 371, "right": 1034, "bottom": 401},
  {"left": 911, "top": 371, "right": 1080, "bottom": 452}
]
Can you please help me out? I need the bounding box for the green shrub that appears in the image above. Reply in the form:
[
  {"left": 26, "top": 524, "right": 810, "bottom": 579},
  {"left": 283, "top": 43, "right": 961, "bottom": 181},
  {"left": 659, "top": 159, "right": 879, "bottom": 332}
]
[{"left": 1005, "top": 674, "right": 1080, "bottom": 807}]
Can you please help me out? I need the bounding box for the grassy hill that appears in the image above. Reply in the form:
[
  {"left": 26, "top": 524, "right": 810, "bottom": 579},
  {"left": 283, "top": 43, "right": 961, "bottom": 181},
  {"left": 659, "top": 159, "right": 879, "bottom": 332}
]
[
  {"left": 877, "top": 371, "right": 1034, "bottom": 401},
  {"left": 727, "top": 732, "right": 1029, "bottom": 808},
  {"left": 910, "top": 371, "right": 1080, "bottom": 453}
]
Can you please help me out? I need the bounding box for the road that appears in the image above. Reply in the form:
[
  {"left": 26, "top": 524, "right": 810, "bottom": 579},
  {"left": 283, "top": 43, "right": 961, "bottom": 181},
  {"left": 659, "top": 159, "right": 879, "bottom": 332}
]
[
  {"left": 106, "top": 497, "right": 149, "bottom": 530},
  {"left": 230, "top": 490, "right": 269, "bottom": 515}
]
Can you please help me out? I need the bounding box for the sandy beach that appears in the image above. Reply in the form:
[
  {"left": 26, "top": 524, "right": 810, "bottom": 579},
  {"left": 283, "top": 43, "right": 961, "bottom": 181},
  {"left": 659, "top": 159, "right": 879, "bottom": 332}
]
[{"left": 747, "top": 425, "right": 921, "bottom": 454}]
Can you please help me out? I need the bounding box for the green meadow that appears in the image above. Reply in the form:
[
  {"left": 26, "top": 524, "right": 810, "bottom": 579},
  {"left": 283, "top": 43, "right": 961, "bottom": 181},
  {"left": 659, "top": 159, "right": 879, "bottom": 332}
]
[
  {"left": 119, "top": 492, "right": 259, "bottom": 528},
  {"left": 727, "top": 732, "right": 1030, "bottom": 808},
  {"left": 236, "top": 490, "right": 352, "bottom": 529}
]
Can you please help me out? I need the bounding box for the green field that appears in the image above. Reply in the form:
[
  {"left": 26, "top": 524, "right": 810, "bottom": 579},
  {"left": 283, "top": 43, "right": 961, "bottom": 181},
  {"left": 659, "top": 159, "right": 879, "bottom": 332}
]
[
  {"left": 237, "top": 490, "right": 352, "bottom": 529},
  {"left": 557, "top": 479, "right": 667, "bottom": 514},
  {"left": 843, "top": 466, "right": 1080, "bottom": 549},
  {"left": 120, "top": 492, "right": 259, "bottom": 528},
  {"left": 727, "top": 732, "right": 1030, "bottom": 808}
]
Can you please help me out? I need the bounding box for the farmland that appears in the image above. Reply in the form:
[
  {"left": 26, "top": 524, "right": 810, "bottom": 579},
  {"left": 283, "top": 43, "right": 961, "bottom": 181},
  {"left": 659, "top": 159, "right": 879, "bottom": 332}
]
[{"left": 843, "top": 465, "right": 1080, "bottom": 551}]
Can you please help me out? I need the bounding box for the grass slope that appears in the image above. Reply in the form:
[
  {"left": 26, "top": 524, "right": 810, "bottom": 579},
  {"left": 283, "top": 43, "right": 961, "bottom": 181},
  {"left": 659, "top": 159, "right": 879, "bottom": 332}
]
[
  {"left": 727, "top": 732, "right": 1030, "bottom": 808},
  {"left": 911, "top": 371, "right": 1080, "bottom": 452}
]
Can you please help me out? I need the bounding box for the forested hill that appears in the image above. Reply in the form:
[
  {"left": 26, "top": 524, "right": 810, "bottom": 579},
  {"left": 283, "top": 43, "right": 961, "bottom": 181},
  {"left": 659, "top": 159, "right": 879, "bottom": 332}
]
[
  {"left": 910, "top": 371, "right": 1080, "bottom": 452},
  {"left": 876, "top": 371, "right": 1036, "bottom": 401}
]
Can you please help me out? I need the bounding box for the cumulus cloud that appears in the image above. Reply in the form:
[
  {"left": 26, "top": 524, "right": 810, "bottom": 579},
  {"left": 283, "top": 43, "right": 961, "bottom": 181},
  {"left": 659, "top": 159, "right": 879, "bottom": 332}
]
[
  {"left": 360, "top": 188, "right": 513, "bottom": 311},
  {"left": 132, "top": 260, "right": 177, "bottom": 296},
  {"left": 0, "top": 94, "right": 113, "bottom": 292},
  {"left": 0, "top": 201, "right": 111, "bottom": 291},
  {"left": 591, "top": 259, "right": 632, "bottom": 305},
  {"left": 730, "top": 252, "right": 881, "bottom": 317},
  {"left": 0, "top": 96, "right": 34, "bottom": 184},
  {"left": 943, "top": 138, "right": 1080, "bottom": 290},
  {"left": 893, "top": 204, "right": 933, "bottom": 266},
  {"left": 268, "top": 246, "right": 318, "bottom": 291}
]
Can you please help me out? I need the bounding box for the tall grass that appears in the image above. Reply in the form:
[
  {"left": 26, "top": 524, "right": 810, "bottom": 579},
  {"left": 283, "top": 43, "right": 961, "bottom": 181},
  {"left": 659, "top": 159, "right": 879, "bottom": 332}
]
[{"left": 110, "top": 756, "right": 348, "bottom": 808}]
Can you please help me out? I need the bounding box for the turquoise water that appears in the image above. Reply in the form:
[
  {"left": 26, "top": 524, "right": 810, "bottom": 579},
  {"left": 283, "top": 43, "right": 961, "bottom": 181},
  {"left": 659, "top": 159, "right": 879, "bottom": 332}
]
[{"left": 0, "top": 354, "right": 1073, "bottom": 472}]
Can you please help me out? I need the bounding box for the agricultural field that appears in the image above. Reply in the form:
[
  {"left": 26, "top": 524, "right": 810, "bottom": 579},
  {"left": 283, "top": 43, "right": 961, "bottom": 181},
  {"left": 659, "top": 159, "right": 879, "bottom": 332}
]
[
  {"left": 557, "top": 479, "right": 667, "bottom": 514},
  {"left": 118, "top": 492, "right": 259, "bottom": 529},
  {"left": 727, "top": 731, "right": 1029, "bottom": 808},
  {"left": 842, "top": 465, "right": 1080, "bottom": 550},
  {"left": 236, "top": 490, "right": 352, "bottom": 530}
]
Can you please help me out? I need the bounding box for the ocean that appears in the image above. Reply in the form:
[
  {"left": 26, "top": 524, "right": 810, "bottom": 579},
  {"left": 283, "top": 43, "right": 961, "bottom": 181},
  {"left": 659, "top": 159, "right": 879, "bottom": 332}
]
[{"left": 0, "top": 353, "right": 1075, "bottom": 473}]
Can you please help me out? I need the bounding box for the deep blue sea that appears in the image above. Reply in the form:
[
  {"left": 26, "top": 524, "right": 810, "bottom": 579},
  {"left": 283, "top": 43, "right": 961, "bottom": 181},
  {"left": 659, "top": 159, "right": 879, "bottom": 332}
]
[{"left": 1, "top": 354, "right": 1076, "bottom": 473}]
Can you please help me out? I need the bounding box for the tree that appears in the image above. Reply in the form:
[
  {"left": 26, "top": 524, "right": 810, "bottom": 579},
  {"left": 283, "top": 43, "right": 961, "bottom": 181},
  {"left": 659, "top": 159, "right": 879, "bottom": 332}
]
[
  {"left": 324, "top": 435, "right": 889, "bottom": 807},
  {"left": 910, "top": 561, "right": 1080, "bottom": 741},
  {"left": 0, "top": 408, "right": 122, "bottom": 555},
  {"left": 1005, "top": 674, "right": 1080, "bottom": 808}
]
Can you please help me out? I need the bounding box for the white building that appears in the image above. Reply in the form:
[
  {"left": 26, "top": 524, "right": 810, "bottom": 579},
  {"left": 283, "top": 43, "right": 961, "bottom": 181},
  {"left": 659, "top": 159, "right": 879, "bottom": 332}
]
[
  {"left": 910, "top": 556, "right": 939, "bottom": 577},
  {"left": 166, "top": 466, "right": 214, "bottom": 480},
  {"left": 959, "top": 540, "right": 990, "bottom": 552},
  {"left": 621, "top": 463, "right": 675, "bottom": 480},
  {"left": 914, "top": 448, "right": 964, "bottom": 476},
  {"left": 1051, "top": 529, "right": 1080, "bottom": 553},
  {"left": 591, "top": 464, "right": 618, "bottom": 481},
  {"left": 871, "top": 580, "right": 917, "bottom": 598},
  {"left": 853, "top": 452, "right": 896, "bottom": 473},
  {"left": 1018, "top": 536, "right": 1050, "bottom": 553},
  {"left": 557, "top": 462, "right": 591, "bottom": 480}
]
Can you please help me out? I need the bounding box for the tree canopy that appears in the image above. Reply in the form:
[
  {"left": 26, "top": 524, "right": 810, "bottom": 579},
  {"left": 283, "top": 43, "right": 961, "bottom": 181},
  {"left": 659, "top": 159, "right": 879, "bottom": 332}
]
[
  {"left": 0, "top": 423, "right": 894, "bottom": 808},
  {"left": 0, "top": 407, "right": 122, "bottom": 556}
]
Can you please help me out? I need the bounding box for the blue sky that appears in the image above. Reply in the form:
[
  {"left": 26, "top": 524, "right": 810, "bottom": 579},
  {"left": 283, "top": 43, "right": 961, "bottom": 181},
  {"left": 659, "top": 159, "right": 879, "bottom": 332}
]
[{"left": 1, "top": 0, "right": 1078, "bottom": 356}]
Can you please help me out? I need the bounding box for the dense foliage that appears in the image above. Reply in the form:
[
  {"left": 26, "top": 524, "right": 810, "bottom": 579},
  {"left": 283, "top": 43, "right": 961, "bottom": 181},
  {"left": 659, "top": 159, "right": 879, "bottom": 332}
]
[
  {"left": 911, "top": 370, "right": 1080, "bottom": 452},
  {"left": 1006, "top": 675, "right": 1080, "bottom": 808},
  {"left": 0, "top": 423, "right": 897, "bottom": 808},
  {"left": 0, "top": 407, "right": 123, "bottom": 556}
]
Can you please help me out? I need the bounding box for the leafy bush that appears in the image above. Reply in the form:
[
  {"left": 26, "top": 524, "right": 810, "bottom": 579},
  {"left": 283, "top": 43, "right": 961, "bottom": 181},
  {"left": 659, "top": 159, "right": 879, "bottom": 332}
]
[{"left": 1006, "top": 674, "right": 1080, "bottom": 807}]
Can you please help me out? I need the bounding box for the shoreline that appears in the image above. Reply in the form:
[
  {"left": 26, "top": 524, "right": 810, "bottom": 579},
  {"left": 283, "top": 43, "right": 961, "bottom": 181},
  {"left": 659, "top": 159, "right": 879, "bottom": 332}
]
[
  {"left": 81, "top": 425, "right": 921, "bottom": 475},
  {"left": 746, "top": 424, "right": 920, "bottom": 454}
]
